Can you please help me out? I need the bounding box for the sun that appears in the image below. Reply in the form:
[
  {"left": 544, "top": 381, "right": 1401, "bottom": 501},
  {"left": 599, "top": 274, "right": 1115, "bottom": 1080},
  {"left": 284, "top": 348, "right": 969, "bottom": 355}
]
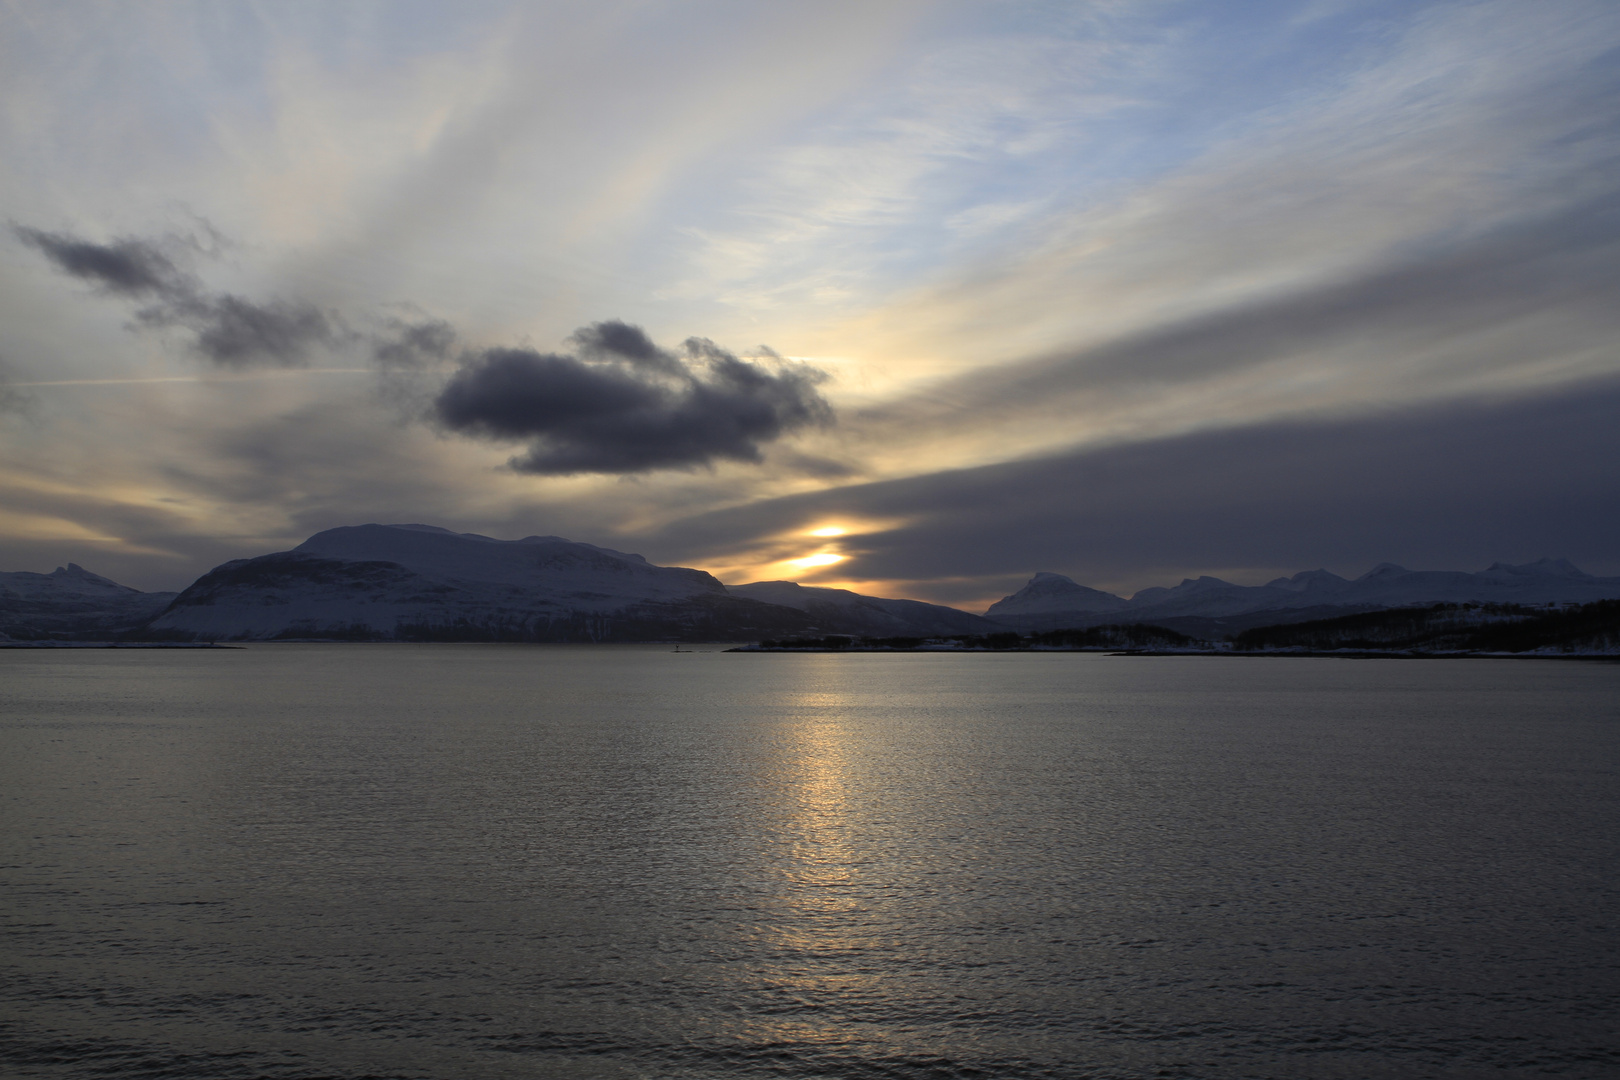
[{"left": 808, "top": 525, "right": 846, "bottom": 538}]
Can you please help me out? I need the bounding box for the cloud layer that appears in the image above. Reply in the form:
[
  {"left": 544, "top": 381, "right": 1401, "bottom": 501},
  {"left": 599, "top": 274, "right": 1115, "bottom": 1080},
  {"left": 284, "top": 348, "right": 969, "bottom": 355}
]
[
  {"left": 651, "top": 375, "right": 1620, "bottom": 603},
  {"left": 2, "top": 1, "right": 1618, "bottom": 598},
  {"left": 434, "top": 322, "right": 833, "bottom": 474}
]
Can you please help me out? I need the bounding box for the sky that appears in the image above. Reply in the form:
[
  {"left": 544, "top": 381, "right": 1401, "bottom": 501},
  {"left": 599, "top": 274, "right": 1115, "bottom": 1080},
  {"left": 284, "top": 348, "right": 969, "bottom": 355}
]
[{"left": 1, "top": 0, "right": 1617, "bottom": 609}]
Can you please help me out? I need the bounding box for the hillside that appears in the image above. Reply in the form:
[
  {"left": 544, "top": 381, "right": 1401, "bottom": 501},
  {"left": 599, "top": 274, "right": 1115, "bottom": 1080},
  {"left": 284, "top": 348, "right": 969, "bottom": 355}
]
[
  {"left": 0, "top": 564, "right": 176, "bottom": 641},
  {"left": 145, "top": 525, "right": 813, "bottom": 642}
]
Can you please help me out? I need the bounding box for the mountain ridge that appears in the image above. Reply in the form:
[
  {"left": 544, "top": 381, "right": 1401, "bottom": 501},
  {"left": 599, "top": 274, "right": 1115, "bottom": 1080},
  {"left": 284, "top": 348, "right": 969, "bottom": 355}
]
[
  {"left": 140, "top": 524, "right": 987, "bottom": 642},
  {"left": 984, "top": 559, "right": 1620, "bottom": 631},
  {"left": 4, "top": 527, "right": 1617, "bottom": 642},
  {"left": 0, "top": 563, "right": 177, "bottom": 641}
]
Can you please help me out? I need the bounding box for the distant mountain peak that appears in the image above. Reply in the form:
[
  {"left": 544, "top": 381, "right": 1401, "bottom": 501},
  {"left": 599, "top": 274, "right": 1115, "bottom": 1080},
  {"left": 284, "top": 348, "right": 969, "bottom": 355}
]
[
  {"left": 1263, "top": 569, "right": 1349, "bottom": 593},
  {"left": 43, "top": 563, "right": 129, "bottom": 590},
  {"left": 0, "top": 562, "right": 175, "bottom": 640},
  {"left": 1181, "top": 575, "right": 1235, "bottom": 589},
  {"left": 985, "top": 572, "right": 1127, "bottom": 619},
  {"left": 1483, "top": 557, "right": 1590, "bottom": 580}
]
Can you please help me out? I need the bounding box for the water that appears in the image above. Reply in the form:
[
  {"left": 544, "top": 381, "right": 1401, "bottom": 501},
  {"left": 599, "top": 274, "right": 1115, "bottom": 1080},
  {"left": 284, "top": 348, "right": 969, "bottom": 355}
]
[{"left": 2, "top": 645, "right": 1617, "bottom": 1079}]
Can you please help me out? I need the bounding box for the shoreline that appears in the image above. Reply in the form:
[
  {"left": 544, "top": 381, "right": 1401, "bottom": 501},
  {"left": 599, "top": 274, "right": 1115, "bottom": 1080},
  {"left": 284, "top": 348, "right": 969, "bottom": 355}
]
[
  {"left": 0, "top": 641, "right": 242, "bottom": 649},
  {"left": 730, "top": 646, "right": 1620, "bottom": 660}
]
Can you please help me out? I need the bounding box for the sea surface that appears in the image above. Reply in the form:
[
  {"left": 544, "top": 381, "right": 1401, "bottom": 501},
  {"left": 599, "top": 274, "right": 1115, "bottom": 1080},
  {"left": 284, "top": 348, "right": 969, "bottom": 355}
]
[{"left": 2, "top": 645, "right": 1618, "bottom": 1079}]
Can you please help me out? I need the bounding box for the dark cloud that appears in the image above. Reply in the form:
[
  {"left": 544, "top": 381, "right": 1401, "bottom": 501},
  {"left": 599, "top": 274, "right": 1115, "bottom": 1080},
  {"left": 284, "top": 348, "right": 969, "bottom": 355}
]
[
  {"left": 650, "top": 376, "right": 1620, "bottom": 603},
  {"left": 569, "top": 319, "right": 674, "bottom": 369},
  {"left": 15, "top": 229, "right": 830, "bottom": 475},
  {"left": 15, "top": 225, "right": 338, "bottom": 367},
  {"left": 150, "top": 294, "right": 336, "bottom": 367},
  {"left": 13, "top": 227, "right": 188, "bottom": 296},
  {"left": 434, "top": 324, "right": 833, "bottom": 475}
]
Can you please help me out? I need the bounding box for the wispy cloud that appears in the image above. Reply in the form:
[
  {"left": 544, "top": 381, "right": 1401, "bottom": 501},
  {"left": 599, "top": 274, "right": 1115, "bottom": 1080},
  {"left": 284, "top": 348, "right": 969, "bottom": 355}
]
[
  {"left": 669, "top": 14, "right": 1154, "bottom": 317},
  {"left": 15, "top": 226, "right": 341, "bottom": 367},
  {"left": 849, "top": 188, "right": 1620, "bottom": 471}
]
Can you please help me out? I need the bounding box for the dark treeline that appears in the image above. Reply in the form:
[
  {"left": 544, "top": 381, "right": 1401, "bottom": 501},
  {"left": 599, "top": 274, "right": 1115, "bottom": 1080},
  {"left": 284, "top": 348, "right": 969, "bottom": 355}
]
[
  {"left": 741, "top": 624, "right": 1199, "bottom": 652},
  {"left": 742, "top": 602, "right": 1620, "bottom": 654},
  {"left": 1232, "top": 600, "right": 1620, "bottom": 654}
]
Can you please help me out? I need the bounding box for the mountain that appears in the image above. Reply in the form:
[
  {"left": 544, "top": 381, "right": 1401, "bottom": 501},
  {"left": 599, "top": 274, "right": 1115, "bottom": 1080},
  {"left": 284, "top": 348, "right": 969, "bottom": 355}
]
[
  {"left": 12, "top": 533, "right": 1618, "bottom": 645},
  {"left": 985, "top": 559, "right": 1620, "bottom": 633},
  {"left": 0, "top": 564, "right": 176, "bottom": 641},
  {"left": 982, "top": 572, "right": 1128, "bottom": 629},
  {"left": 1264, "top": 568, "right": 1352, "bottom": 596},
  {"left": 140, "top": 524, "right": 991, "bottom": 642},
  {"left": 1326, "top": 560, "right": 1620, "bottom": 607},
  {"left": 728, "top": 580, "right": 994, "bottom": 636},
  {"left": 145, "top": 524, "right": 816, "bottom": 642}
]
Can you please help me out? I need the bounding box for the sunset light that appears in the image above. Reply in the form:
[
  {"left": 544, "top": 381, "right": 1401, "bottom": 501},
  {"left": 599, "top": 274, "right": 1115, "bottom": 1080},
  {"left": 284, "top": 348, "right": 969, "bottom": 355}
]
[
  {"left": 4, "top": 5, "right": 1616, "bottom": 1077},
  {"left": 789, "top": 553, "right": 845, "bottom": 570}
]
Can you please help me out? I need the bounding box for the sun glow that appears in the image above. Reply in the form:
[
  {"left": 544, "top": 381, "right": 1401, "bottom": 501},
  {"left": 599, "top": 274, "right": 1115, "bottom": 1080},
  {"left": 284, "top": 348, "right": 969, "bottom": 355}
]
[
  {"left": 707, "top": 517, "right": 909, "bottom": 586},
  {"left": 790, "top": 552, "right": 846, "bottom": 569}
]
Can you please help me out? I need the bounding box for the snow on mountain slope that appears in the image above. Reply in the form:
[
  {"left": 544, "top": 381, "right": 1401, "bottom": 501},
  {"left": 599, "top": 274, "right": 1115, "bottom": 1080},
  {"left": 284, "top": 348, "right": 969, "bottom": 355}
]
[
  {"left": 295, "top": 524, "right": 723, "bottom": 603},
  {"left": 984, "top": 559, "right": 1620, "bottom": 631},
  {"left": 1336, "top": 562, "right": 1620, "bottom": 607},
  {"left": 978, "top": 569, "right": 1134, "bottom": 628},
  {"left": 1263, "top": 569, "right": 1352, "bottom": 596},
  {"left": 1124, "top": 576, "right": 1298, "bottom": 619},
  {"left": 148, "top": 524, "right": 805, "bottom": 642},
  {"left": 0, "top": 564, "right": 176, "bottom": 640},
  {"left": 727, "top": 580, "right": 994, "bottom": 636},
  {"left": 988, "top": 572, "right": 1297, "bottom": 629}
]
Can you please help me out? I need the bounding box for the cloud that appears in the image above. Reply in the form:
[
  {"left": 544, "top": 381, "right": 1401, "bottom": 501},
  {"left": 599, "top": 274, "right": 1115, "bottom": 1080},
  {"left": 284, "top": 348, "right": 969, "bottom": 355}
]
[
  {"left": 12, "top": 222, "right": 834, "bottom": 478},
  {"left": 371, "top": 317, "right": 457, "bottom": 369},
  {"left": 14, "top": 225, "right": 339, "bottom": 367},
  {"left": 434, "top": 321, "right": 833, "bottom": 475},
  {"left": 11, "top": 227, "right": 188, "bottom": 296},
  {"left": 569, "top": 320, "right": 674, "bottom": 369},
  {"left": 647, "top": 374, "right": 1620, "bottom": 602},
  {"left": 0, "top": 356, "right": 33, "bottom": 416},
  {"left": 154, "top": 294, "right": 337, "bottom": 368},
  {"left": 780, "top": 0, "right": 1620, "bottom": 416},
  {"left": 851, "top": 186, "right": 1620, "bottom": 466}
]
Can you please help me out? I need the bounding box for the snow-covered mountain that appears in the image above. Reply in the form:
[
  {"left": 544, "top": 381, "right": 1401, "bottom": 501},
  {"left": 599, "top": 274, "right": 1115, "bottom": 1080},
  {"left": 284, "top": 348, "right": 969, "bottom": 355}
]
[
  {"left": 984, "top": 559, "right": 1620, "bottom": 631},
  {"left": 10, "top": 530, "right": 1616, "bottom": 644},
  {"left": 141, "top": 524, "right": 992, "bottom": 642},
  {"left": 982, "top": 572, "right": 1128, "bottom": 629},
  {"left": 0, "top": 564, "right": 176, "bottom": 641},
  {"left": 146, "top": 524, "right": 816, "bottom": 642},
  {"left": 728, "top": 580, "right": 993, "bottom": 637},
  {"left": 1326, "top": 560, "right": 1620, "bottom": 607}
]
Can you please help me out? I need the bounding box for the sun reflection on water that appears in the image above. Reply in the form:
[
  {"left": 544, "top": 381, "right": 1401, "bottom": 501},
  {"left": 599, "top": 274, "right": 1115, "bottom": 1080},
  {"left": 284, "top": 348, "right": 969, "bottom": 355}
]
[{"left": 760, "top": 686, "right": 877, "bottom": 961}]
